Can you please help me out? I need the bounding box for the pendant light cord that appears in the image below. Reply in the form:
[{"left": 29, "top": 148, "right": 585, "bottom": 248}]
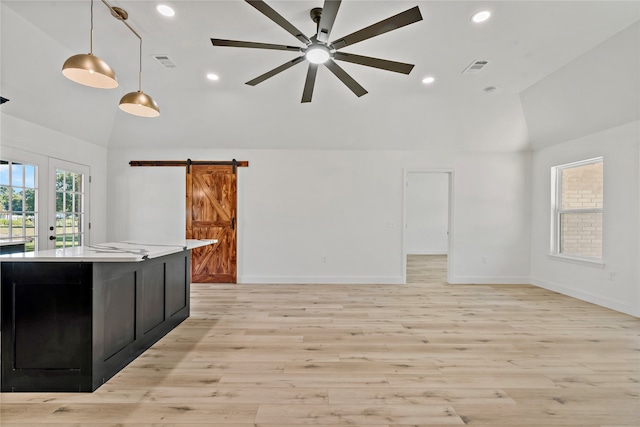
[
  {"left": 138, "top": 37, "right": 143, "bottom": 92},
  {"left": 100, "top": 0, "right": 144, "bottom": 91},
  {"left": 89, "top": 0, "right": 94, "bottom": 54}
]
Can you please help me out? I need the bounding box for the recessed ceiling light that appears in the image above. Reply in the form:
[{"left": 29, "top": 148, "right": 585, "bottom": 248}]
[
  {"left": 207, "top": 73, "right": 219, "bottom": 81},
  {"left": 157, "top": 5, "right": 175, "bottom": 17},
  {"left": 472, "top": 10, "right": 491, "bottom": 23},
  {"left": 422, "top": 76, "right": 435, "bottom": 84}
]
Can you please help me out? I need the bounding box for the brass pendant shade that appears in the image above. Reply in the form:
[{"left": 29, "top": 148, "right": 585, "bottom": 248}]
[
  {"left": 62, "top": 0, "right": 160, "bottom": 117},
  {"left": 119, "top": 91, "right": 160, "bottom": 117},
  {"left": 62, "top": 53, "right": 118, "bottom": 89}
]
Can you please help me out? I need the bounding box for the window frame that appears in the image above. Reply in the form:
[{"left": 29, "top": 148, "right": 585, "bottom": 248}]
[{"left": 550, "top": 156, "right": 604, "bottom": 266}]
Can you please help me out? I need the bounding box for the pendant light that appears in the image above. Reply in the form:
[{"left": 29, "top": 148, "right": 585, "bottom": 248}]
[
  {"left": 119, "top": 37, "right": 160, "bottom": 117},
  {"left": 62, "top": 0, "right": 118, "bottom": 89}
]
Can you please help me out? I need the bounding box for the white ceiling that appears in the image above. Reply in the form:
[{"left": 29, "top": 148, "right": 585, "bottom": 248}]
[{"left": 1, "top": 0, "right": 639, "bottom": 151}]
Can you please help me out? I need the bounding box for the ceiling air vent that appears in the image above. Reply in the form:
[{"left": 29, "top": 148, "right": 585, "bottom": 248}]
[
  {"left": 462, "top": 60, "right": 490, "bottom": 74},
  {"left": 153, "top": 54, "right": 177, "bottom": 69}
]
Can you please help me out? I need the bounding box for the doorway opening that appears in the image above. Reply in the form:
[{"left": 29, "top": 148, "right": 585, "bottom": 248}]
[
  {"left": 402, "top": 169, "right": 454, "bottom": 284},
  {"left": 406, "top": 254, "right": 448, "bottom": 284}
]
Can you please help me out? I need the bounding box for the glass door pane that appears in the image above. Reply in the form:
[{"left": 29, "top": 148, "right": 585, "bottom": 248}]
[
  {"left": 48, "top": 159, "right": 90, "bottom": 250},
  {"left": 0, "top": 159, "right": 39, "bottom": 251}
]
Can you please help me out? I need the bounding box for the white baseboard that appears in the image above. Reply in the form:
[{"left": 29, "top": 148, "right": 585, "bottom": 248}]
[
  {"left": 530, "top": 276, "right": 635, "bottom": 316},
  {"left": 448, "top": 276, "right": 531, "bottom": 285},
  {"left": 238, "top": 276, "right": 404, "bottom": 285},
  {"left": 405, "top": 250, "right": 448, "bottom": 255}
]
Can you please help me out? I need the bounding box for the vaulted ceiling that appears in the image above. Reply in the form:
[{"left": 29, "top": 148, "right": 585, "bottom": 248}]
[{"left": 1, "top": 1, "right": 639, "bottom": 151}]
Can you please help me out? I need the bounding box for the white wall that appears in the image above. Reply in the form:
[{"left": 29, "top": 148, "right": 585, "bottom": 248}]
[
  {"left": 108, "top": 147, "right": 531, "bottom": 285},
  {"left": 452, "top": 152, "right": 532, "bottom": 284},
  {"left": 405, "top": 172, "right": 449, "bottom": 255},
  {"left": 530, "top": 121, "right": 640, "bottom": 316},
  {"left": 0, "top": 113, "right": 108, "bottom": 245}
]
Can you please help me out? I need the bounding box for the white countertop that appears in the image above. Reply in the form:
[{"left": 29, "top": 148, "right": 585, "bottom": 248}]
[{"left": 0, "top": 240, "right": 216, "bottom": 262}]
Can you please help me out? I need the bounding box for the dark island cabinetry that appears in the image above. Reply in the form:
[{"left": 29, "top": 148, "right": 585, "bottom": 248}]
[{"left": 1, "top": 241, "right": 211, "bottom": 392}]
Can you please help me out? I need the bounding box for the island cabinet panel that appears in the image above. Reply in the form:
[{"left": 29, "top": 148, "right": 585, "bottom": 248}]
[
  {"left": 1, "top": 263, "right": 93, "bottom": 391},
  {"left": 166, "top": 256, "right": 188, "bottom": 316},
  {"left": 1, "top": 250, "right": 191, "bottom": 392},
  {"left": 102, "top": 272, "right": 137, "bottom": 360},
  {"left": 142, "top": 263, "right": 166, "bottom": 334}
]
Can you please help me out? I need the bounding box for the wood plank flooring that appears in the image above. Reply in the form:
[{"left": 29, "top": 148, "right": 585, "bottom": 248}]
[{"left": 1, "top": 254, "right": 639, "bottom": 426}]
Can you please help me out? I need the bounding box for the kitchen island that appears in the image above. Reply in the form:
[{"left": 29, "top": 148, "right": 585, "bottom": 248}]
[{"left": 0, "top": 240, "right": 215, "bottom": 392}]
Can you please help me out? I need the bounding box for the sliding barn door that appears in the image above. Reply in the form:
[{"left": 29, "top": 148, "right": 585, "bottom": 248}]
[{"left": 186, "top": 165, "right": 237, "bottom": 283}]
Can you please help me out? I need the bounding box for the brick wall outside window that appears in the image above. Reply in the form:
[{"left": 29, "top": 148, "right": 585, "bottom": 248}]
[{"left": 559, "top": 162, "right": 603, "bottom": 258}]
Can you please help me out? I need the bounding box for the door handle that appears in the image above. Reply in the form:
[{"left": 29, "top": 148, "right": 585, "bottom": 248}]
[
  {"left": 49, "top": 235, "right": 56, "bottom": 241},
  {"left": 231, "top": 217, "right": 235, "bottom": 231}
]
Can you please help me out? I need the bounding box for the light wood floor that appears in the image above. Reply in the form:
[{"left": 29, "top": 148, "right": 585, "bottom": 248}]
[{"left": 1, "top": 254, "right": 639, "bottom": 426}]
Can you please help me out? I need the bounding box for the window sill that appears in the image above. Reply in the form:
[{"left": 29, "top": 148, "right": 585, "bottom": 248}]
[{"left": 547, "top": 254, "right": 606, "bottom": 268}]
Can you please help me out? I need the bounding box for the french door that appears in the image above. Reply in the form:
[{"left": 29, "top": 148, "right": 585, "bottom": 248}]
[
  {"left": 47, "top": 159, "right": 90, "bottom": 250},
  {"left": 1, "top": 150, "right": 90, "bottom": 252}
]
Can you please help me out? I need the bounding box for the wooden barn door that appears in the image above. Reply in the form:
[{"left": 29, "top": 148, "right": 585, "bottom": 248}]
[{"left": 186, "top": 165, "right": 237, "bottom": 283}]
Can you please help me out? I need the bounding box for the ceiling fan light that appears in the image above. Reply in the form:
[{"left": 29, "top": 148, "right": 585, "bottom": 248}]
[
  {"left": 305, "top": 45, "right": 330, "bottom": 64},
  {"left": 119, "top": 91, "right": 160, "bottom": 117},
  {"left": 62, "top": 53, "right": 118, "bottom": 88}
]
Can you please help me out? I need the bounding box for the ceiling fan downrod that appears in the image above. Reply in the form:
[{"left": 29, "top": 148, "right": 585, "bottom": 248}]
[{"left": 310, "top": 7, "right": 323, "bottom": 31}]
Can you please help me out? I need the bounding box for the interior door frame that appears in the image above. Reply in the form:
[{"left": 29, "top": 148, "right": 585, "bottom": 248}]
[{"left": 402, "top": 168, "right": 455, "bottom": 284}]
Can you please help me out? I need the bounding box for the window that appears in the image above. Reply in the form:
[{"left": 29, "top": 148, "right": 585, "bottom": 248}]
[
  {"left": 0, "top": 160, "right": 38, "bottom": 251},
  {"left": 551, "top": 157, "right": 603, "bottom": 260}
]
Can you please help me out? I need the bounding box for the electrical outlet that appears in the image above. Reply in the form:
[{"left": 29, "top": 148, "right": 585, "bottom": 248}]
[
  {"left": 322, "top": 256, "right": 328, "bottom": 263},
  {"left": 481, "top": 256, "right": 487, "bottom": 264},
  {"left": 609, "top": 272, "right": 616, "bottom": 281}
]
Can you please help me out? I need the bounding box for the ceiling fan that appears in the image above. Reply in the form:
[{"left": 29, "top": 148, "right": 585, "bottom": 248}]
[{"left": 211, "top": 0, "right": 423, "bottom": 103}]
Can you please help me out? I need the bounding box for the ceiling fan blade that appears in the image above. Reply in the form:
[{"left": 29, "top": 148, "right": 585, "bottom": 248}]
[
  {"left": 301, "top": 63, "right": 319, "bottom": 103},
  {"left": 316, "top": 0, "right": 341, "bottom": 44},
  {"left": 211, "top": 38, "right": 302, "bottom": 52},
  {"left": 331, "top": 6, "right": 423, "bottom": 50},
  {"left": 246, "top": 56, "right": 305, "bottom": 86},
  {"left": 245, "top": 0, "right": 311, "bottom": 45},
  {"left": 333, "top": 52, "right": 414, "bottom": 74},
  {"left": 324, "top": 59, "right": 368, "bottom": 97}
]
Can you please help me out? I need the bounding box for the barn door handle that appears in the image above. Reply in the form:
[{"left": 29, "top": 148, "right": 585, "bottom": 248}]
[{"left": 231, "top": 217, "right": 235, "bottom": 230}]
